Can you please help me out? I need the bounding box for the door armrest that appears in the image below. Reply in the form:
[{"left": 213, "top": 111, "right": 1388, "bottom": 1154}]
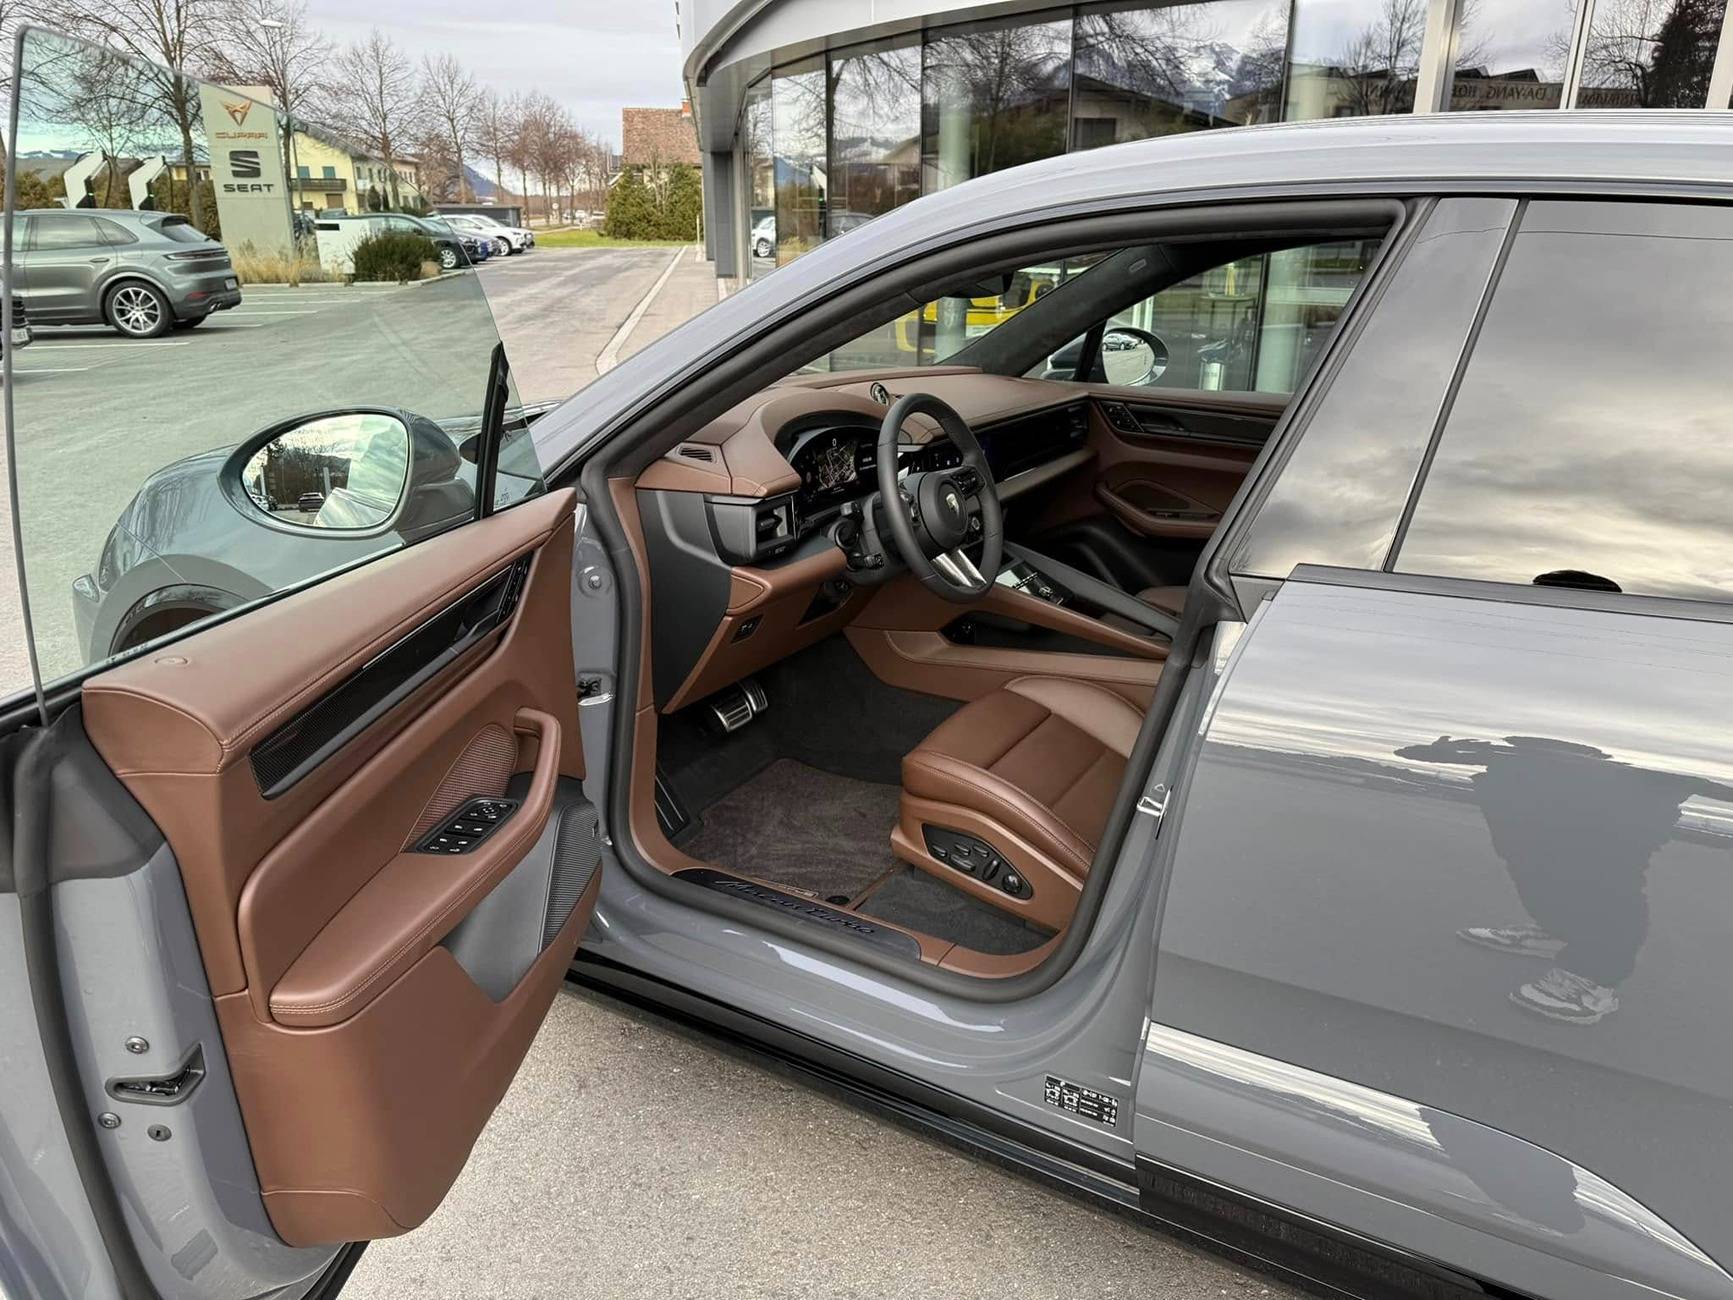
[{"left": 269, "top": 708, "right": 561, "bottom": 1028}]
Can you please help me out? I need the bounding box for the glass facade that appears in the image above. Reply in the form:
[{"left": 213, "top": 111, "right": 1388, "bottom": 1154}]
[
  {"left": 923, "top": 14, "right": 1074, "bottom": 192},
  {"left": 736, "top": 0, "right": 1733, "bottom": 282}
]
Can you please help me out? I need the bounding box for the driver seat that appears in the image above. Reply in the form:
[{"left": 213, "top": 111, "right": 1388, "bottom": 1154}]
[{"left": 891, "top": 676, "right": 1144, "bottom": 931}]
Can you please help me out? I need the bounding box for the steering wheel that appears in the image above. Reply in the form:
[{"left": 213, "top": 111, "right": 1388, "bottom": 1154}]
[{"left": 875, "top": 392, "right": 1003, "bottom": 603}]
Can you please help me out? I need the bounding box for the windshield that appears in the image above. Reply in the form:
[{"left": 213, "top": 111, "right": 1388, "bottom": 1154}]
[{"left": 4, "top": 27, "right": 533, "bottom": 686}]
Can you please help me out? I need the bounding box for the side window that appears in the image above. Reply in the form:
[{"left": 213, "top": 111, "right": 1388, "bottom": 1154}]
[
  {"left": 92, "top": 216, "right": 137, "bottom": 246},
  {"left": 4, "top": 27, "right": 545, "bottom": 692},
  {"left": 31, "top": 214, "right": 104, "bottom": 250},
  {"left": 1395, "top": 201, "right": 1733, "bottom": 603},
  {"left": 1233, "top": 199, "right": 1518, "bottom": 580},
  {"left": 1101, "top": 239, "right": 1380, "bottom": 394}
]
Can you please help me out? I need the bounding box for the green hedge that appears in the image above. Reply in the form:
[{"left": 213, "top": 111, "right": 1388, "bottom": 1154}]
[
  {"left": 352, "top": 230, "right": 438, "bottom": 282},
  {"left": 605, "top": 164, "right": 702, "bottom": 242}
]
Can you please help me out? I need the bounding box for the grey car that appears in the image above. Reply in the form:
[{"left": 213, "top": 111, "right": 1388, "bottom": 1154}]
[
  {"left": 16, "top": 206, "right": 241, "bottom": 336},
  {"left": 15, "top": 24, "right": 1733, "bottom": 1300}
]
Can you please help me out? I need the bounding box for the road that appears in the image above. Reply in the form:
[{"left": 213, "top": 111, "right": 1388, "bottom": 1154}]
[
  {"left": 343, "top": 985, "right": 1301, "bottom": 1300},
  {"left": 0, "top": 244, "right": 685, "bottom": 693}
]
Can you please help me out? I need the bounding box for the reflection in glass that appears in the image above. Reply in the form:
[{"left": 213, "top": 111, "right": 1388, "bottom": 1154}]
[
  {"left": 7, "top": 28, "right": 523, "bottom": 684},
  {"left": 1284, "top": 0, "right": 1423, "bottom": 120},
  {"left": 742, "top": 78, "right": 776, "bottom": 279},
  {"left": 829, "top": 39, "right": 921, "bottom": 235},
  {"left": 1447, "top": 0, "right": 1577, "bottom": 110},
  {"left": 242, "top": 413, "right": 410, "bottom": 530},
  {"left": 1234, "top": 199, "right": 1517, "bottom": 581},
  {"left": 1397, "top": 201, "right": 1733, "bottom": 601},
  {"left": 771, "top": 62, "right": 826, "bottom": 265},
  {"left": 1579, "top": 0, "right": 1728, "bottom": 107},
  {"left": 1071, "top": 0, "right": 1290, "bottom": 147},
  {"left": 1107, "top": 239, "right": 1377, "bottom": 394},
  {"left": 922, "top": 15, "right": 1072, "bottom": 193}
]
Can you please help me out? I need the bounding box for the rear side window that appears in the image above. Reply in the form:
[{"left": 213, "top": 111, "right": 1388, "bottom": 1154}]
[
  {"left": 1395, "top": 201, "right": 1733, "bottom": 603},
  {"left": 93, "top": 217, "right": 137, "bottom": 246},
  {"left": 30, "top": 214, "right": 104, "bottom": 250},
  {"left": 152, "top": 217, "right": 211, "bottom": 243}
]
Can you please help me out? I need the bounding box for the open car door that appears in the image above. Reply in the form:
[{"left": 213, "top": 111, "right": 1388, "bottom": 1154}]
[{"left": 0, "top": 29, "right": 601, "bottom": 1299}]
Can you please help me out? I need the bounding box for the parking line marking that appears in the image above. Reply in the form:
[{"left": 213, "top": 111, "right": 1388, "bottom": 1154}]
[
  {"left": 28, "top": 340, "right": 192, "bottom": 349},
  {"left": 13, "top": 365, "right": 94, "bottom": 373},
  {"left": 224, "top": 309, "right": 318, "bottom": 316}
]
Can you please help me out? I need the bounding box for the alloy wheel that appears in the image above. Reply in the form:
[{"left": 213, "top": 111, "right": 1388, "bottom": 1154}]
[{"left": 110, "top": 285, "right": 165, "bottom": 337}]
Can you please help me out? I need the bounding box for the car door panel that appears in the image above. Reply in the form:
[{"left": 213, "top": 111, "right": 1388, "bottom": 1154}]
[
  {"left": 1035, "top": 394, "right": 1271, "bottom": 541},
  {"left": 79, "top": 487, "right": 594, "bottom": 1247},
  {"left": 1138, "top": 574, "right": 1733, "bottom": 1298}
]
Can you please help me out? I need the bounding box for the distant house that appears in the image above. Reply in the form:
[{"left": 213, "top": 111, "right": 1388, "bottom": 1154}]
[
  {"left": 291, "top": 130, "right": 424, "bottom": 214},
  {"left": 621, "top": 103, "right": 700, "bottom": 168}
]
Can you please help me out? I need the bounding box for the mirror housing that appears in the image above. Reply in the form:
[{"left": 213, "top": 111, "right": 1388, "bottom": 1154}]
[
  {"left": 1098, "top": 326, "right": 1168, "bottom": 387},
  {"left": 227, "top": 411, "right": 414, "bottom": 535}
]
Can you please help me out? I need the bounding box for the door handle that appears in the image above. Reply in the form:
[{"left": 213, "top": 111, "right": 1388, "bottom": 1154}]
[{"left": 87, "top": 257, "right": 110, "bottom": 265}]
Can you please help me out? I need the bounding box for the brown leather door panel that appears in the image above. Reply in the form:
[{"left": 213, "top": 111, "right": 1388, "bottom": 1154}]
[
  {"left": 1036, "top": 397, "right": 1269, "bottom": 538},
  {"left": 81, "top": 488, "right": 597, "bottom": 1248}
]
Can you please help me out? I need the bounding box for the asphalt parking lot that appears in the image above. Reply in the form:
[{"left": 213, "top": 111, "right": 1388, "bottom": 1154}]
[{"left": 344, "top": 985, "right": 1302, "bottom": 1300}]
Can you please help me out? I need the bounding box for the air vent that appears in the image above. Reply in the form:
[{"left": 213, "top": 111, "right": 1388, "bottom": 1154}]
[{"left": 678, "top": 445, "right": 716, "bottom": 462}]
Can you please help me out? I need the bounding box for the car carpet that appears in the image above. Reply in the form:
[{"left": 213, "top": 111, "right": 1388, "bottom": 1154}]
[
  {"left": 853, "top": 866, "right": 1054, "bottom": 957},
  {"left": 680, "top": 758, "right": 904, "bottom": 900}
]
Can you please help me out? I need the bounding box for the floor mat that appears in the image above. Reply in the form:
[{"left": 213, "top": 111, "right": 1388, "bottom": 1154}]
[
  {"left": 856, "top": 867, "right": 1054, "bottom": 957},
  {"left": 682, "top": 760, "right": 902, "bottom": 901}
]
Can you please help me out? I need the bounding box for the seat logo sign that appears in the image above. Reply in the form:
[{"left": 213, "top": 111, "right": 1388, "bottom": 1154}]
[{"left": 223, "top": 147, "right": 276, "bottom": 194}]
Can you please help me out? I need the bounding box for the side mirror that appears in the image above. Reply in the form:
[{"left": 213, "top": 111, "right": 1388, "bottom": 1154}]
[
  {"left": 236, "top": 412, "right": 411, "bottom": 532},
  {"left": 1099, "top": 326, "right": 1169, "bottom": 387}
]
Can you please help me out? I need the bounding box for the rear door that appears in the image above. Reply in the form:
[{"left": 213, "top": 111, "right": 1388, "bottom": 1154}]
[
  {"left": 1136, "top": 197, "right": 1733, "bottom": 1298},
  {"left": 20, "top": 211, "right": 110, "bottom": 322},
  {"left": 2, "top": 30, "right": 604, "bottom": 1299}
]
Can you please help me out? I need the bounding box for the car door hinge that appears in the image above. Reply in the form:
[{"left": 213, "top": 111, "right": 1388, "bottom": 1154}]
[{"left": 1135, "top": 783, "right": 1170, "bottom": 832}]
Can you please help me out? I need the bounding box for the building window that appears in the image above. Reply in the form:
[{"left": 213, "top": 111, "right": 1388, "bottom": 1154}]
[
  {"left": 296, "top": 164, "right": 310, "bottom": 178},
  {"left": 1071, "top": 0, "right": 1290, "bottom": 147},
  {"left": 922, "top": 13, "right": 1072, "bottom": 193},
  {"left": 829, "top": 37, "right": 921, "bottom": 235},
  {"left": 1284, "top": 0, "right": 1424, "bottom": 121},
  {"left": 1447, "top": 0, "right": 1577, "bottom": 110},
  {"left": 742, "top": 78, "right": 775, "bottom": 277},
  {"left": 771, "top": 59, "right": 826, "bottom": 264},
  {"left": 322, "top": 164, "right": 336, "bottom": 179},
  {"left": 1396, "top": 201, "right": 1733, "bottom": 601},
  {"left": 1578, "top": 0, "right": 1728, "bottom": 107}
]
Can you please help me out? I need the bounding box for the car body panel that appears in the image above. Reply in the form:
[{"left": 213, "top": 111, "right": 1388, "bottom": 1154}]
[{"left": 1146, "top": 572, "right": 1733, "bottom": 1292}]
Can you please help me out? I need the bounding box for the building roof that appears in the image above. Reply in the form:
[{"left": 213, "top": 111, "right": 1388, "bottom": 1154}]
[{"left": 622, "top": 105, "right": 699, "bottom": 167}]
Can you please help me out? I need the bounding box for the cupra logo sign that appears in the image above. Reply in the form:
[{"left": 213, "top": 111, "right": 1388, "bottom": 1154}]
[{"left": 221, "top": 98, "right": 253, "bottom": 127}]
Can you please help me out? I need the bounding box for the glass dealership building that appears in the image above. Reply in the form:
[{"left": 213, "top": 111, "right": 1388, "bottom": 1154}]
[{"left": 678, "top": 0, "right": 1733, "bottom": 283}]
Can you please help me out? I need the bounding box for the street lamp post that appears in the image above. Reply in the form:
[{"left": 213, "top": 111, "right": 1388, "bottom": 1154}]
[{"left": 260, "top": 15, "right": 301, "bottom": 287}]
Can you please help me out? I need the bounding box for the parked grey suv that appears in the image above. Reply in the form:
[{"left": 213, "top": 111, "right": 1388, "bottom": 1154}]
[{"left": 16, "top": 207, "right": 241, "bottom": 337}]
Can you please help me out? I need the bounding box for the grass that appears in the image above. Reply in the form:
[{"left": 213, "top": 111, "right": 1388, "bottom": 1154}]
[
  {"left": 533, "top": 229, "right": 691, "bottom": 250},
  {"left": 229, "top": 242, "right": 340, "bottom": 285}
]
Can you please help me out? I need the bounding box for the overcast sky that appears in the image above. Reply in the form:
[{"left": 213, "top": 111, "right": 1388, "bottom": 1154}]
[{"left": 303, "top": 0, "right": 685, "bottom": 148}]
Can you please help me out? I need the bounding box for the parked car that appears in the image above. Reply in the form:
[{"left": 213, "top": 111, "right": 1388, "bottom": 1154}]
[
  {"left": 443, "top": 211, "right": 534, "bottom": 254},
  {"left": 18, "top": 24, "right": 1733, "bottom": 1300},
  {"left": 3, "top": 288, "right": 30, "bottom": 354},
  {"left": 343, "top": 212, "right": 489, "bottom": 269},
  {"left": 751, "top": 213, "right": 774, "bottom": 258},
  {"left": 11, "top": 207, "right": 240, "bottom": 337}
]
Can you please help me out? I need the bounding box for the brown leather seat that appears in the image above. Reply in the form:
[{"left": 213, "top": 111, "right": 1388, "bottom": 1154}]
[
  {"left": 897, "top": 678, "right": 1144, "bottom": 925},
  {"left": 1137, "top": 585, "right": 1187, "bottom": 616}
]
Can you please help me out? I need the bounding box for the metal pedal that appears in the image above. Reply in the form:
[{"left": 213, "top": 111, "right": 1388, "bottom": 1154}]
[{"left": 707, "top": 677, "right": 768, "bottom": 734}]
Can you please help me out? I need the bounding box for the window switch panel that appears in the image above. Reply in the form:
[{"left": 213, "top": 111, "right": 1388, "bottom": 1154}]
[{"left": 412, "top": 795, "right": 520, "bottom": 855}]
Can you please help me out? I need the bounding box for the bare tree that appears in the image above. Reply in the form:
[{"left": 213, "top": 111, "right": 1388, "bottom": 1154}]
[
  {"left": 1333, "top": 0, "right": 1427, "bottom": 117},
  {"left": 419, "top": 52, "right": 479, "bottom": 202},
  {"left": 1580, "top": 0, "right": 1721, "bottom": 106},
  {"left": 46, "top": 0, "right": 228, "bottom": 224},
  {"left": 209, "top": 0, "right": 329, "bottom": 187},
  {"left": 330, "top": 28, "right": 418, "bottom": 208},
  {"left": 472, "top": 85, "right": 512, "bottom": 201}
]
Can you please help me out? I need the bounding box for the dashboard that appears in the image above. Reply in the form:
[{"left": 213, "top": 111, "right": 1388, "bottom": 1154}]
[
  {"left": 786, "top": 423, "right": 964, "bottom": 528},
  {"left": 785, "top": 402, "right": 1086, "bottom": 531}
]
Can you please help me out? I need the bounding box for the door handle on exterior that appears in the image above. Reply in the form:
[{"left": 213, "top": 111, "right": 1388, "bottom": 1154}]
[{"left": 87, "top": 257, "right": 110, "bottom": 265}]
